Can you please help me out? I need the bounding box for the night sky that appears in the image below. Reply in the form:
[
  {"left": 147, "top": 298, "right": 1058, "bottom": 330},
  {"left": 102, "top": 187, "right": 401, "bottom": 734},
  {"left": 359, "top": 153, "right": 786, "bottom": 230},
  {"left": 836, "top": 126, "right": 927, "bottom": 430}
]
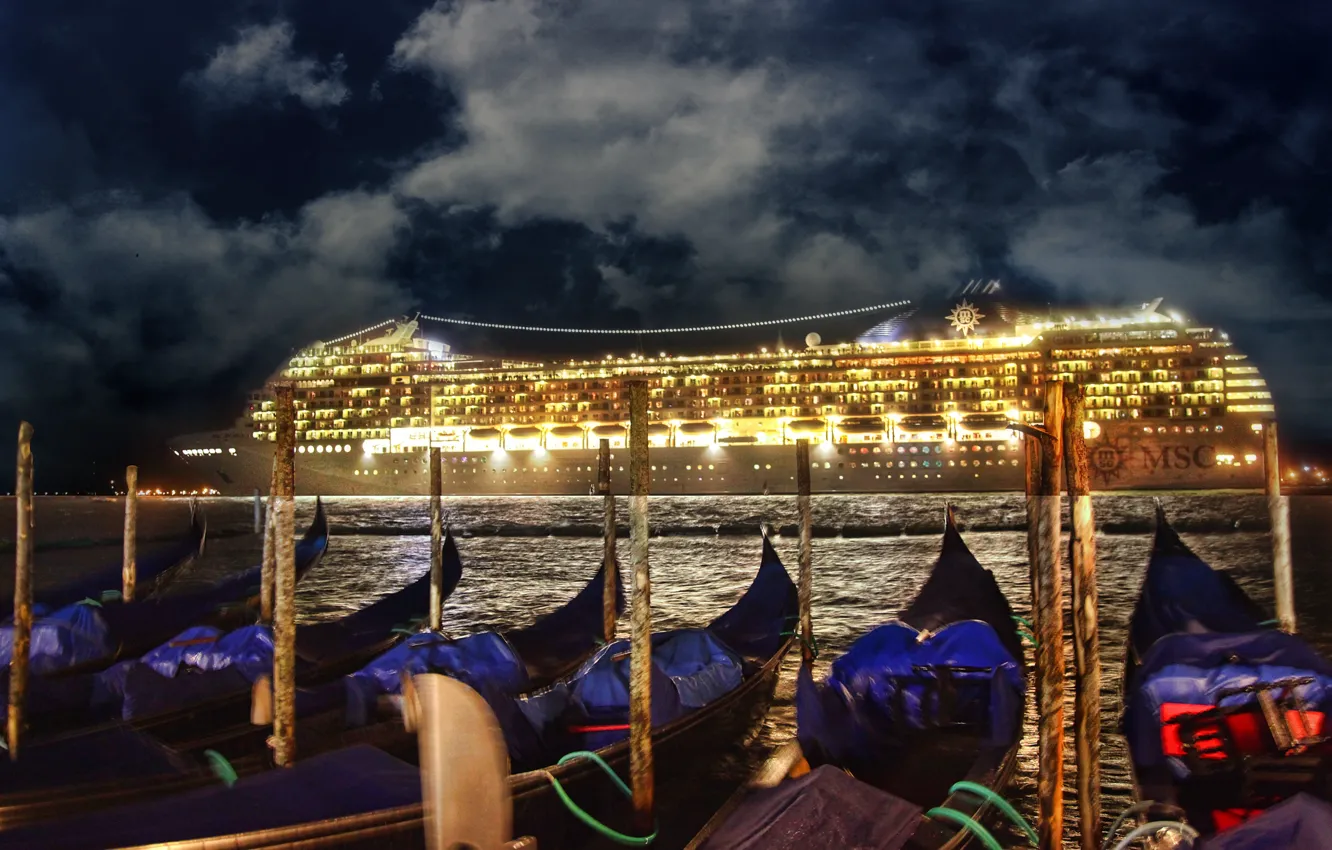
[{"left": 1, "top": 1, "right": 1330, "bottom": 490}]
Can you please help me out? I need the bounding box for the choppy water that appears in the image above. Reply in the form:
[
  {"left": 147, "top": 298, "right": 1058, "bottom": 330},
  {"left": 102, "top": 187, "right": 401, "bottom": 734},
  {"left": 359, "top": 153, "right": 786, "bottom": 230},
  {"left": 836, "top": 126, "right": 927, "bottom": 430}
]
[{"left": 4, "top": 493, "right": 1331, "bottom": 848}]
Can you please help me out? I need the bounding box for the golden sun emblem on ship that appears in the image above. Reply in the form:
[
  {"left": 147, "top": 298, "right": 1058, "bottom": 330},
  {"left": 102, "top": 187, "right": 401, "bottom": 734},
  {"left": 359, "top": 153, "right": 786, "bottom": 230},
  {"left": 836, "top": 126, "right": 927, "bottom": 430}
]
[
  {"left": 946, "top": 300, "right": 985, "bottom": 336},
  {"left": 1089, "top": 435, "right": 1128, "bottom": 486}
]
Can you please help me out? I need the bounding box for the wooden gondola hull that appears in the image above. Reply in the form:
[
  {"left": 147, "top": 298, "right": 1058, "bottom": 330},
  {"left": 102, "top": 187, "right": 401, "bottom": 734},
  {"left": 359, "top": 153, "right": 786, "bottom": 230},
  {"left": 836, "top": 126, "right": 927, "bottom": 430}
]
[
  {"left": 1121, "top": 507, "right": 1332, "bottom": 839},
  {"left": 686, "top": 508, "right": 1028, "bottom": 850},
  {"left": 0, "top": 560, "right": 622, "bottom": 831},
  {"left": 508, "top": 637, "right": 791, "bottom": 850},
  {"left": 0, "top": 536, "right": 794, "bottom": 850}
]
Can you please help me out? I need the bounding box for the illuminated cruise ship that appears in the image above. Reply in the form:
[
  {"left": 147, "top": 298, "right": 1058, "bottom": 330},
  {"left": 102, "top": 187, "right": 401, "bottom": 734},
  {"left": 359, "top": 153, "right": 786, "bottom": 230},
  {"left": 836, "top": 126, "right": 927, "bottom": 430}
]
[{"left": 171, "top": 284, "right": 1273, "bottom": 495}]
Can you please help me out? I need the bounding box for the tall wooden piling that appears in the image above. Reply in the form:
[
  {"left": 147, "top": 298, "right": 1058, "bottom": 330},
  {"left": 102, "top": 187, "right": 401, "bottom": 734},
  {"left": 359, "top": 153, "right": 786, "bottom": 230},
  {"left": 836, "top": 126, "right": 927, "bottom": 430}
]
[
  {"left": 1062, "top": 384, "right": 1101, "bottom": 849},
  {"left": 270, "top": 384, "right": 297, "bottom": 767},
  {"left": 626, "top": 381, "right": 654, "bottom": 833},
  {"left": 1024, "top": 433, "right": 1042, "bottom": 609},
  {"left": 598, "top": 438, "right": 618, "bottom": 643},
  {"left": 430, "top": 447, "right": 444, "bottom": 632},
  {"left": 795, "top": 439, "right": 814, "bottom": 665},
  {"left": 260, "top": 456, "right": 278, "bottom": 624},
  {"left": 8, "top": 422, "right": 33, "bottom": 760},
  {"left": 1033, "top": 380, "right": 1066, "bottom": 850},
  {"left": 1263, "top": 420, "right": 1295, "bottom": 633},
  {"left": 253, "top": 488, "right": 262, "bottom": 534},
  {"left": 122, "top": 465, "right": 138, "bottom": 602}
]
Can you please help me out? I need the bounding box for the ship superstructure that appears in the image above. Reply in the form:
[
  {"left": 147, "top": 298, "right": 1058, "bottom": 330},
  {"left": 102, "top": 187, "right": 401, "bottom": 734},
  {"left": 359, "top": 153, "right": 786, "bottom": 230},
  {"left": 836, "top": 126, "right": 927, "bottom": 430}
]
[{"left": 173, "top": 288, "right": 1273, "bottom": 495}]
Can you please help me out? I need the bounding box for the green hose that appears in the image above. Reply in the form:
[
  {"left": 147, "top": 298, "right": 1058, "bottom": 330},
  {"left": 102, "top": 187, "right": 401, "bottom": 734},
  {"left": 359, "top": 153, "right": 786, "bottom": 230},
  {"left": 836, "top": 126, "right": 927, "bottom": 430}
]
[
  {"left": 948, "top": 781, "right": 1038, "bottom": 846},
  {"left": 1015, "top": 624, "right": 1038, "bottom": 648},
  {"left": 925, "top": 806, "right": 1004, "bottom": 850},
  {"left": 1011, "top": 614, "right": 1034, "bottom": 631},
  {"left": 204, "top": 749, "right": 238, "bottom": 788},
  {"left": 540, "top": 750, "right": 657, "bottom": 846}
]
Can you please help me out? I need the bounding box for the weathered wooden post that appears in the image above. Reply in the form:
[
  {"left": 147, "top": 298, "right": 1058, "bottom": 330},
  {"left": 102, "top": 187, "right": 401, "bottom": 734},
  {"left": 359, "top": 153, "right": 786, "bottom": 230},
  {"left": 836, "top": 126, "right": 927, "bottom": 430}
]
[
  {"left": 8, "top": 422, "right": 33, "bottom": 760},
  {"left": 1023, "top": 431, "right": 1042, "bottom": 601},
  {"left": 430, "top": 447, "right": 444, "bottom": 632},
  {"left": 626, "top": 381, "right": 654, "bottom": 834},
  {"left": 122, "top": 465, "right": 138, "bottom": 602},
  {"left": 260, "top": 456, "right": 278, "bottom": 624},
  {"left": 598, "top": 438, "right": 618, "bottom": 643},
  {"left": 1263, "top": 420, "right": 1295, "bottom": 633},
  {"left": 1062, "top": 384, "right": 1101, "bottom": 849},
  {"left": 1034, "top": 380, "right": 1066, "bottom": 850},
  {"left": 253, "top": 488, "right": 262, "bottom": 534},
  {"left": 795, "top": 439, "right": 814, "bottom": 665},
  {"left": 270, "top": 384, "right": 297, "bottom": 767}
]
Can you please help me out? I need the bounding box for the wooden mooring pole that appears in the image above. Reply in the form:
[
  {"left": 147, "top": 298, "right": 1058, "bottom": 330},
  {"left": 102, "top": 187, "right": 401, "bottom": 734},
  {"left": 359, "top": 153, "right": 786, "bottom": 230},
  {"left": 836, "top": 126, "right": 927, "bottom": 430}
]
[
  {"left": 122, "top": 465, "right": 138, "bottom": 602},
  {"left": 8, "top": 422, "right": 33, "bottom": 760},
  {"left": 260, "top": 456, "right": 278, "bottom": 624},
  {"left": 795, "top": 439, "right": 813, "bottom": 665},
  {"left": 1263, "top": 420, "right": 1296, "bottom": 633},
  {"left": 429, "top": 447, "right": 444, "bottom": 632},
  {"left": 1062, "top": 384, "right": 1101, "bottom": 849},
  {"left": 1033, "top": 380, "right": 1066, "bottom": 850},
  {"left": 598, "top": 438, "right": 618, "bottom": 644},
  {"left": 270, "top": 383, "right": 297, "bottom": 767},
  {"left": 1024, "top": 432, "right": 1042, "bottom": 613},
  {"left": 626, "top": 381, "right": 654, "bottom": 833}
]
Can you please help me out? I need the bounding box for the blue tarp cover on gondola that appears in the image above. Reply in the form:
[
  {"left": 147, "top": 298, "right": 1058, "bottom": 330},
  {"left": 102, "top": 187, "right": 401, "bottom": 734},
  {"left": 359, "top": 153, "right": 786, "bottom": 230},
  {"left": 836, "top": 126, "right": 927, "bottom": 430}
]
[
  {"left": 140, "top": 624, "right": 274, "bottom": 680},
  {"left": 697, "top": 764, "right": 923, "bottom": 850},
  {"left": 1124, "top": 630, "right": 1332, "bottom": 777},
  {"left": 0, "top": 602, "right": 111, "bottom": 675},
  {"left": 344, "top": 630, "right": 528, "bottom": 726},
  {"left": 797, "top": 511, "right": 1024, "bottom": 773},
  {"left": 0, "top": 744, "right": 422, "bottom": 850},
  {"left": 499, "top": 628, "right": 745, "bottom": 758},
  {"left": 1197, "top": 793, "right": 1332, "bottom": 849},
  {"left": 797, "top": 620, "right": 1024, "bottom": 768},
  {"left": 96, "top": 624, "right": 277, "bottom": 720}
]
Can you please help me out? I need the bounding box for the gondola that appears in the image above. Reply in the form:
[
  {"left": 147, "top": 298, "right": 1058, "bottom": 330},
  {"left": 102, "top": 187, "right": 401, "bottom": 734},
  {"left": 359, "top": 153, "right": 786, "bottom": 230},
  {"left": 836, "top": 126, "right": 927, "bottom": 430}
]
[
  {"left": 0, "top": 507, "right": 206, "bottom": 621},
  {"left": 0, "top": 500, "right": 329, "bottom": 734},
  {"left": 0, "top": 550, "right": 622, "bottom": 833},
  {"left": 1119, "top": 505, "right": 1332, "bottom": 841},
  {"left": 686, "top": 507, "right": 1027, "bottom": 850},
  {"left": 6, "top": 518, "right": 458, "bottom": 740},
  {"left": 0, "top": 531, "right": 795, "bottom": 850}
]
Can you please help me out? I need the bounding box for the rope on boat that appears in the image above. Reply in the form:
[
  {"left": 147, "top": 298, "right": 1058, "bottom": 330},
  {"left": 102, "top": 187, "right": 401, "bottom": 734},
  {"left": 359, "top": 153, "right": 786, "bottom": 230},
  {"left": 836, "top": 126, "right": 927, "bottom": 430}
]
[
  {"left": 780, "top": 630, "right": 819, "bottom": 660},
  {"left": 76, "top": 590, "right": 123, "bottom": 607},
  {"left": 390, "top": 616, "right": 428, "bottom": 636},
  {"left": 1108, "top": 820, "right": 1198, "bottom": 850},
  {"left": 1101, "top": 802, "right": 1189, "bottom": 850},
  {"left": 539, "top": 750, "right": 658, "bottom": 846},
  {"left": 925, "top": 806, "right": 1003, "bottom": 850},
  {"left": 204, "top": 749, "right": 238, "bottom": 788},
  {"left": 948, "top": 781, "right": 1038, "bottom": 846},
  {"left": 1011, "top": 615, "right": 1038, "bottom": 648}
]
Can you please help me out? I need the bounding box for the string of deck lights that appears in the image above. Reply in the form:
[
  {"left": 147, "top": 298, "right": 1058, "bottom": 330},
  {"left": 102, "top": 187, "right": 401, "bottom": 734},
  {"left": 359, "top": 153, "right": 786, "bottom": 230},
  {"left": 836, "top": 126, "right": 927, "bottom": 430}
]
[{"left": 415, "top": 300, "right": 913, "bottom": 335}]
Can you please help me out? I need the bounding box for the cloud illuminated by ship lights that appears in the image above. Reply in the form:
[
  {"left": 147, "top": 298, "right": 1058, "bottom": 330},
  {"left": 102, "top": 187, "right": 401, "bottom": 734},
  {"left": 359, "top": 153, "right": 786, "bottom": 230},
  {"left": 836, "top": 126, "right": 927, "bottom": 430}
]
[{"left": 1, "top": 0, "right": 1332, "bottom": 482}]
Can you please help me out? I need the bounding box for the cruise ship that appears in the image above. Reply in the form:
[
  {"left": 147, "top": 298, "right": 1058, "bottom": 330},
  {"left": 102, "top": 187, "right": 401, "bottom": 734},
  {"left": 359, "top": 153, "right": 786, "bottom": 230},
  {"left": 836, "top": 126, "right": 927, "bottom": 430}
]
[{"left": 171, "top": 284, "right": 1274, "bottom": 496}]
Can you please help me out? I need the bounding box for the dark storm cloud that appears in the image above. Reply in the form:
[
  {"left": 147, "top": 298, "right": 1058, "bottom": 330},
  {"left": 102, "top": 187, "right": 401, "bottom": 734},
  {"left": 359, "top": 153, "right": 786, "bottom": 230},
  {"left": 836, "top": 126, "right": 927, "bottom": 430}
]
[{"left": 0, "top": 0, "right": 1330, "bottom": 484}]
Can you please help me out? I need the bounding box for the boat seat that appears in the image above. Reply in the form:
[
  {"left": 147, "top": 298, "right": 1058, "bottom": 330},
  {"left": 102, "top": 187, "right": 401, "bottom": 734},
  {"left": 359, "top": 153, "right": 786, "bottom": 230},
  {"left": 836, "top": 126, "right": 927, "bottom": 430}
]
[{"left": 1161, "top": 692, "right": 1332, "bottom": 833}]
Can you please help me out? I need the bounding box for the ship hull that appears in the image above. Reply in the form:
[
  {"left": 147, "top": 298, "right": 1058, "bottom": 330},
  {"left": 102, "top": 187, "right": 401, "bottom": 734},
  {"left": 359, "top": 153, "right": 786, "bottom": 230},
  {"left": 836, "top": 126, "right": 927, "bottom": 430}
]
[{"left": 171, "top": 422, "right": 1264, "bottom": 496}]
